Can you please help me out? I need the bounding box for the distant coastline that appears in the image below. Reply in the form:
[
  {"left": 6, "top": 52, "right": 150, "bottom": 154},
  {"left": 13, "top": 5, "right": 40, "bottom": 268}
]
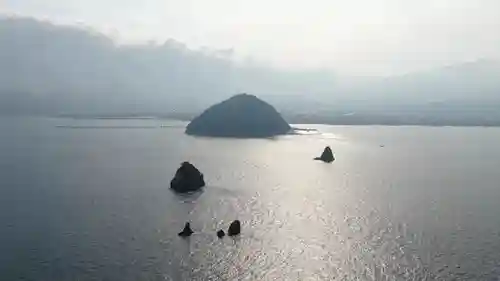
[
  {"left": 56, "top": 114, "right": 159, "bottom": 120},
  {"left": 51, "top": 113, "right": 500, "bottom": 127}
]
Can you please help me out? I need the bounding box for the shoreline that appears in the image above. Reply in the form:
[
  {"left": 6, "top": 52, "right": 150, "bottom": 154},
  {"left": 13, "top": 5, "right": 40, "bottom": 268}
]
[
  {"left": 3, "top": 114, "right": 500, "bottom": 128},
  {"left": 53, "top": 115, "right": 500, "bottom": 128}
]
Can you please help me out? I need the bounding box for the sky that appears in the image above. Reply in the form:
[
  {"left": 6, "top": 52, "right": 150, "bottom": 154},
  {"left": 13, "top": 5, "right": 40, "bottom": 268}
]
[{"left": 2, "top": 0, "right": 500, "bottom": 75}]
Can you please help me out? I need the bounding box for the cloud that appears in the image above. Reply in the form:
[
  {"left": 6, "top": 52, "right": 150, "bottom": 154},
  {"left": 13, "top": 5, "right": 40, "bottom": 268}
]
[{"left": 3, "top": 0, "right": 500, "bottom": 74}]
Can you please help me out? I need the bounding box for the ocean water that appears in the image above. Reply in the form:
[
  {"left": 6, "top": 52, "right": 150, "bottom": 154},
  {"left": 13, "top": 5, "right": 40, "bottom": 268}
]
[{"left": 1, "top": 117, "right": 500, "bottom": 280}]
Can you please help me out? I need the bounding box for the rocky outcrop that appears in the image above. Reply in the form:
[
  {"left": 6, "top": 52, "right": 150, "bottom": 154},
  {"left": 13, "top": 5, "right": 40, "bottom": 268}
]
[
  {"left": 227, "top": 220, "right": 241, "bottom": 236},
  {"left": 178, "top": 222, "right": 194, "bottom": 237},
  {"left": 314, "top": 146, "right": 335, "bottom": 163},
  {"left": 185, "top": 94, "right": 291, "bottom": 138},
  {"left": 170, "top": 162, "right": 205, "bottom": 193}
]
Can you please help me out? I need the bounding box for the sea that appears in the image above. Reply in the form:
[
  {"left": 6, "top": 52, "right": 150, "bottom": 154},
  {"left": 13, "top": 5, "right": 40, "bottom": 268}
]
[{"left": 1, "top": 117, "right": 500, "bottom": 281}]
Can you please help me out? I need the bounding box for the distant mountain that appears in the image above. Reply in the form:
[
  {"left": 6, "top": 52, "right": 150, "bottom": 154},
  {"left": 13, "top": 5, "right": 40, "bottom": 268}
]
[
  {"left": 0, "top": 17, "right": 239, "bottom": 114},
  {"left": 277, "top": 60, "right": 500, "bottom": 126},
  {"left": 367, "top": 59, "right": 500, "bottom": 102}
]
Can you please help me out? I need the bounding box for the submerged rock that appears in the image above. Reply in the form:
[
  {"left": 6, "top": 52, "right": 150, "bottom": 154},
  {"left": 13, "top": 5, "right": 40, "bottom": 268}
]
[
  {"left": 227, "top": 220, "right": 241, "bottom": 236},
  {"left": 185, "top": 93, "right": 291, "bottom": 138},
  {"left": 178, "top": 222, "right": 194, "bottom": 237},
  {"left": 170, "top": 162, "right": 205, "bottom": 193},
  {"left": 314, "top": 146, "right": 335, "bottom": 163},
  {"left": 217, "top": 230, "right": 225, "bottom": 238}
]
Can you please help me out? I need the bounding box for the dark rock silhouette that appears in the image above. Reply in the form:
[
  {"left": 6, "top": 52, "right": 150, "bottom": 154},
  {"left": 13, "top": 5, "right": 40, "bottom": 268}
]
[
  {"left": 170, "top": 162, "right": 205, "bottom": 193},
  {"left": 227, "top": 220, "right": 241, "bottom": 236},
  {"left": 178, "top": 222, "right": 194, "bottom": 237},
  {"left": 217, "top": 230, "right": 225, "bottom": 238},
  {"left": 314, "top": 146, "right": 335, "bottom": 163},
  {"left": 185, "top": 93, "right": 291, "bottom": 138}
]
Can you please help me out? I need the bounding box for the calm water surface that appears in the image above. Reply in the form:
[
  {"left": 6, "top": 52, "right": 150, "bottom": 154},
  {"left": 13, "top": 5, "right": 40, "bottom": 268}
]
[{"left": 1, "top": 117, "right": 500, "bottom": 280}]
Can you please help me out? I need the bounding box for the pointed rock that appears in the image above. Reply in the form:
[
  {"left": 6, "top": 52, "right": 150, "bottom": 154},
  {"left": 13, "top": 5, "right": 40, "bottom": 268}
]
[
  {"left": 170, "top": 162, "right": 205, "bottom": 193},
  {"left": 178, "top": 222, "right": 194, "bottom": 237},
  {"left": 314, "top": 146, "right": 335, "bottom": 163}
]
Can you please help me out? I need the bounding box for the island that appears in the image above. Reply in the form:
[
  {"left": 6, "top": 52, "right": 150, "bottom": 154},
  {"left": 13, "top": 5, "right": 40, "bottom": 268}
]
[{"left": 185, "top": 94, "right": 291, "bottom": 138}]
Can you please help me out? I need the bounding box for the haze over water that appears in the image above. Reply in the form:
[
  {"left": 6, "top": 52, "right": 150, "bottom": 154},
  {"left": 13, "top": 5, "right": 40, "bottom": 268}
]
[{"left": 1, "top": 117, "right": 500, "bottom": 280}]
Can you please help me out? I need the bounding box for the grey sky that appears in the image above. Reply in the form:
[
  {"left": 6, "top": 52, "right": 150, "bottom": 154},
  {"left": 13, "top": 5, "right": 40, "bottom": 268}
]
[{"left": 2, "top": 0, "right": 500, "bottom": 75}]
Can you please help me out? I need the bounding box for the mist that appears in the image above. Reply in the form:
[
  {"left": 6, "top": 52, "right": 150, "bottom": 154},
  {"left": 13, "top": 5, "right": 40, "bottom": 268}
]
[{"left": 0, "top": 16, "right": 499, "bottom": 125}]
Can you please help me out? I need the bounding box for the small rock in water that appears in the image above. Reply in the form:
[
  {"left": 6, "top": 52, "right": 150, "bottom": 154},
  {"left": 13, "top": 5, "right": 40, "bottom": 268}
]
[
  {"left": 314, "top": 146, "right": 335, "bottom": 163},
  {"left": 217, "top": 230, "right": 225, "bottom": 238},
  {"left": 178, "top": 222, "right": 194, "bottom": 237},
  {"left": 170, "top": 162, "right": 205, "bottom": 193},
  {"left": 227, "top": 220, "right": 241, "bottom": 236}
]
